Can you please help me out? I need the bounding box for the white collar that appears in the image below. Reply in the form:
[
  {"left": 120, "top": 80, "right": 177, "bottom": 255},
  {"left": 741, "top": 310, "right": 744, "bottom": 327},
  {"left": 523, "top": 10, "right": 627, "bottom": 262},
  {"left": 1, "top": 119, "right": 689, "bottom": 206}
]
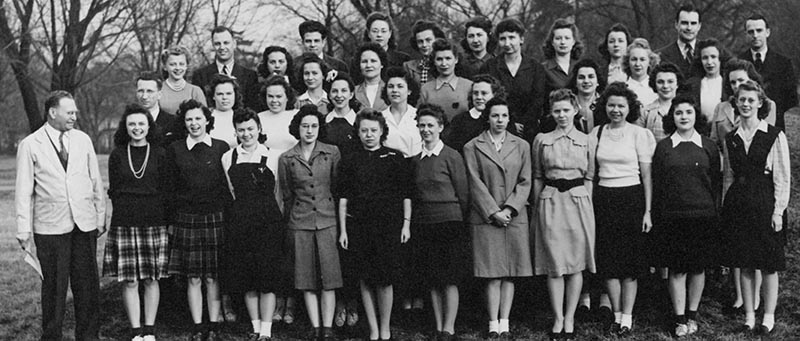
[
  {"left": 677, "top": 40, "right": 695, "bottom": 53},
  {"left": 235, "top": 143, "right": 268, "bottom": 157},
  {"left": 44, "top": 122, "right": 68, "bottom": 138},
  {"left": 297, "top": 90, "right": 329, "bottom": 104},
  {"left": 435, "top": 76, "right": 458, "bottom": 91},
  {"left": 326, "top": 109, "right": 356, "bottom": 125},
  {"left": 469, "top": 107, "right": 482, "bottom": 119},
  {"left": 420, "top": 140, "right": 444, "bottom": 158},
  {"left": 186, "top": 134, "right": 213, "bottom": 149},
  {"left": 670, "top": 129, "right": 703, "bottom": 148},
  {"left": 735, "top": 119, "right": 769, "bottom": 139},
  {"left": 148, "top": 105, "right": 160, "bottom": 120}
]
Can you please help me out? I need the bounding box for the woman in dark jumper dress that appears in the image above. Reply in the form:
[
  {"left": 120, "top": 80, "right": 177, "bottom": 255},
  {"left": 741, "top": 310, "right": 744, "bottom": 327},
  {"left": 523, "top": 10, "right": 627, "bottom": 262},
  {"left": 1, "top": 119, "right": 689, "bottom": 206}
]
[
  {"left": 722, "top": 81, "right": 789, "bottom": 335},
  {"left": 652, "top": 95, "right": 720, "bottom": 337},
  {"left": 104, "top": 104, "right": 169, "bottom": 341},
  {"left": 165, "top": 99, "right": 232, "bottom": 340},
  {"left": 221, "top": 109, "right": 286, "bottom": 340},
  {"left": 443, "top": 74, "right": 505, "bottom": 153},
  {"left": 337, "top": 108, "right": 413, "bottom": 341}
]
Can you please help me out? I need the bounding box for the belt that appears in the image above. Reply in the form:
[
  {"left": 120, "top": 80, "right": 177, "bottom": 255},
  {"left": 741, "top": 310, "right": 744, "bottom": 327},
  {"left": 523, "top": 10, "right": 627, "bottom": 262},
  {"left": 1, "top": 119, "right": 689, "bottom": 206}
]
[{"left": 544, "top": 178, "right": 584, "bottom": 192}]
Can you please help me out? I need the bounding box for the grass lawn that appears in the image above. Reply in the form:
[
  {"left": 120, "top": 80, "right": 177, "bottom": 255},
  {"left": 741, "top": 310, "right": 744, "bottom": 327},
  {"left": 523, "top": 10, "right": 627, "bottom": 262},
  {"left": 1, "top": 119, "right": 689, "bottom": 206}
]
[{"left": 1, "top": 116, "right": 800, "bottom": 340}]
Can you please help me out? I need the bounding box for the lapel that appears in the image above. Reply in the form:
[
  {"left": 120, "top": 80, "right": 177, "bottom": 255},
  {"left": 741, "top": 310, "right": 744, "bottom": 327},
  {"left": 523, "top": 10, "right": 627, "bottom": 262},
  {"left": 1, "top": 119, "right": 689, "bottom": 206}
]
[
  {"left": 498, "top": 134, "right": 519, "bottom": 162},
  {"left": 33, "top": 126, "right": 68, "bottom": 175},
  {"left": 474, "top": 131, "right": 505, "bottom": 170}
]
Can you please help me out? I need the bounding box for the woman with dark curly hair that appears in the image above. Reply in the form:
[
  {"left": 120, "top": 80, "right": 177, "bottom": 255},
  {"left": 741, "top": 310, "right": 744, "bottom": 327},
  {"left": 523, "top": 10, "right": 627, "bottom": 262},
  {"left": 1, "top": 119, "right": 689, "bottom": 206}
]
[
  {"left": 295, "top": 53, "right": 331, "bottom": 115},
  {"left": 257, "top": 46, "right": 295, "bottom": 86},
  {"left": 598, "top": 24, "right": 631, "bottom": 84},
  {"left": 686, "top": 39, "right": 732, "bottom": 127},
  {"left": 258, "top": 75, "right": 299, "bottom": 158},
  {"left": 279, "top": 105, "right": 342, "bottom": 341},
  {"left": 542, "top": 19, "right": 584, "bottom": 97},
  {"left": 337, "top": 108, "right": 414, "bottom": 340},
  {"left": 164, "top": 99, "right": 232, "bottom": 340},
  {"left": 381, "top": 66, "right": 422, "bottom": 158},
  {"left": 590, "top": 82, "right": 655, "bottom": 337},
  {"left": 220, "top": 109, "right": 286, "bottom": 340},
  {"left": 635, "top": 62, "right": 685, "bottom": 141},
  {"left": 354, "top": 43, "right": 389, "bottom": 112},
  {"left": 403, "top": 20, "right": 446, "bottom": 85},
  {"left": 418, "top": 38, "right": 473, "bottom": 121},
  {"left": 652, "top": 95, "right": 720, "bottom": 337},
  {"left": 350, "top": 12, "right": 410, "bottom": 84},
  {"left": 208, "top": 74, "right": 242, "bottom": 147},
  {"left": 568, "top": 59, "right": 606, "bottom": 133},
  {"left": 458, "top": 16, "right": 495, "bottom": 80},
  {"left": 104, "top": 104, "right": 168, "bottom": 341}
]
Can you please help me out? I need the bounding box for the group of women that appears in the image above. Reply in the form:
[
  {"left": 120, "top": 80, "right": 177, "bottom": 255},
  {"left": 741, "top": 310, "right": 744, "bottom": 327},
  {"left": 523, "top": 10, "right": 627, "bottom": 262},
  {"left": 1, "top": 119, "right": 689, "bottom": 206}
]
[{"left": 100, "top": 10, "right": 791, "bottom": 341}]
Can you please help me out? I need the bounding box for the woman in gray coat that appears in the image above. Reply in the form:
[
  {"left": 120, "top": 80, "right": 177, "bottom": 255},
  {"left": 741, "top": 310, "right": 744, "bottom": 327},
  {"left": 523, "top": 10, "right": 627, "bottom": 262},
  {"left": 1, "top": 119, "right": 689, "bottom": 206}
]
[{"left": 463, "top": 97, "right": 532, "bottom": 339}]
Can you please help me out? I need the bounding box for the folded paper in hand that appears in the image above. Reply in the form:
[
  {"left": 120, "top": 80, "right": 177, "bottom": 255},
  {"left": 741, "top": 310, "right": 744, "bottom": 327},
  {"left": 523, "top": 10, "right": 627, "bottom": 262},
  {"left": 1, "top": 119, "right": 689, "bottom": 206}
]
[{"left": 23, "top": 249, "right": 43, "bottom": 280}]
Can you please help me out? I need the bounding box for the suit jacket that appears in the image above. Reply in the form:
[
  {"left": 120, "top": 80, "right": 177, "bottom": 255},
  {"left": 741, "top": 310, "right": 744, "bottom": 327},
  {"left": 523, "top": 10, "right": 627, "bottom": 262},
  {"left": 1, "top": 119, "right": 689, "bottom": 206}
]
[
  {"left": 657, "top": 41, "right": 697, "bottom": 78},
  {"left": 191, "top": 63, "right": 264, "bottom": 112},
  {"left": 323, "top": 54, "right": 349, "bottom": 74},
  {"left": 354, "top": 81, "right": 389, "bottom": 112},
  {"left": 738, "top": 49, "right": 798, "bottom": 130},
  {"left": 462, "top": 131, "right": 532, "bottom": 225},
  {"left": 15, "top": 125, "right": 106, "bottom": 236},
  {"left": 154, "top": 109, "right": 180, "bottom": 147},
  {"left": 479, "top": 55, "right": 546, "bottom": 141}
]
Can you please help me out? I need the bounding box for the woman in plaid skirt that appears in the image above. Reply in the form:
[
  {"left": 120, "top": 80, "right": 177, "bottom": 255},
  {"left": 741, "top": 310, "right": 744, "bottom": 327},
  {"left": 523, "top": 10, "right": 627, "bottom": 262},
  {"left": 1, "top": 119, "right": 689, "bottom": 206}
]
[
  {"left": 164, "top": 99, "right": 232, "bottom": 341},
  {"left": 103, "top": 103, "right": 170, "bottom": 341}
]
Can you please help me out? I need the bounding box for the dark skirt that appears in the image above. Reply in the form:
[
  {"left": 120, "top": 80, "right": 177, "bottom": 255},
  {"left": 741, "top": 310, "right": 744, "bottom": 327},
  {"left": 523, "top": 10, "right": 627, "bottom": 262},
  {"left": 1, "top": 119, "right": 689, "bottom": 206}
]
[
  {"left": 414, "top": 221, "right": 471, "bottom": 287},
  {"left": 348, "top": 215, "right": 402, "bottom": 286},
  {"left": 103, "top": 225, "right": 169, "bottom": 281},
  {"left": 721, "top": 180, "right": 787, "bottom": 272},
  {"left": 167, "top": 211, "right": 224, "bottom": 278},
  {"left": 221, "top": 216, "right": 287, "bottom": 294},
  {"left": 594, "top": 185, "right": 648, "bottom": 279},
  {"left": 652, "top": 217, "right": 717, "bottom": 273},
  {"left": 289, "top": 226, "right": 343, "bottom": 291}
]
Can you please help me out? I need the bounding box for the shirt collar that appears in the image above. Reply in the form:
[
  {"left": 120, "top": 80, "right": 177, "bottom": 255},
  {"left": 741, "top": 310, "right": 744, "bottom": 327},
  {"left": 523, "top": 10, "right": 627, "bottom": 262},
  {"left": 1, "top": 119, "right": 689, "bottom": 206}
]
[
  {"left": 751, "top": 47, "right": 769, "bottom": 61},
  {"left": 216, "top": 60, "right": 234, "bottom": 75},
  {"left": 297, "top": 91, "right": 329, "bottom": 105},
  {"left": 420, "top": 140, "right": 444, "bottom": 158},
  {"left": 734, "top": 120, "right": 769, "bottom": 139},
  {"left": 677, "top": 40, "right": 695, "bottom": 54},
  {"left": 326, "top": 109, "right": 356, "bottom": 125},
  {"left": 186, "top": 134, "right": 213, "bottom": 149},
  {"left": 469, "top": 107, "right": 481, "bottom": 119},
  {"left": 235, "top": 143, "right": 268, "bottom": 158},
  {"left": 44, "top": 122, "right": 67, "bottom": 138},
  {"left": 670, "top": 129, "right": 703, "bottom": 148},
  {"left": 435, "top": 77, "right": 458, "bottom": 91}
]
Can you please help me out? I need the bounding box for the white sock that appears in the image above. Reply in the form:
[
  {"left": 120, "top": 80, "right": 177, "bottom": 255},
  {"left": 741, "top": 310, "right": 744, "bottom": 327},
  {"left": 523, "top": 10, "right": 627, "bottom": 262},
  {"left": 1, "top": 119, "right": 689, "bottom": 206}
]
[
  {"left": 614, "top": 312, "right": 622, "bottom": 324},
  {"left": 251, "top": 320, "right": 260, "bottom": 333},
  {"left": 745, "top": 312, "right": 756, "bottom": 328},
  {"left": 762, "top": 313, "right": 775, "bottom": 331},
  {"left": 621, "top": 314, "right": 633, "bottom": 328},
  {"left": 488, "top": 320, "right": 499, "bottom": 333},
  {"left": 260, "top": 321, "right": 273, "bottom": 337},
  {"left": 499, "top": 319, "right": 510, "bottom": 333},
  {"left": 579, "top": 294, "right": 591, "bottom": 308}
]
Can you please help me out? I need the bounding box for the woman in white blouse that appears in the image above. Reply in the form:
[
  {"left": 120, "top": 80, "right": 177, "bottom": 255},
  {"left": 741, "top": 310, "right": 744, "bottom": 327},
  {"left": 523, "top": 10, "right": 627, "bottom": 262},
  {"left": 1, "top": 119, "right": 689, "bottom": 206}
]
[
  {"left": 623, "top": 38, "right": 659, "bottom": 107},
  {"left": 380, "top": 66, "right": 421, "bottom": 158}
]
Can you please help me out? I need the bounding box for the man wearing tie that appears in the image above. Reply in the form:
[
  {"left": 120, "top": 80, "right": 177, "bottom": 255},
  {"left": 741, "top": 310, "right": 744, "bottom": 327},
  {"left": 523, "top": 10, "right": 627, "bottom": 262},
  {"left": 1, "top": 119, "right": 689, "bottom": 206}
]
[
  {"left": 15, "top": 91, "right": 107, "bottom": 340},
  {"left": 192, "top": 26, "right": 263, "bottom": 112},
  {"left": 657, "top": 3, "right": 702, "bottom": 78},
  {"left": 738, "top": 14, "right": 797, "bottom": 131}
]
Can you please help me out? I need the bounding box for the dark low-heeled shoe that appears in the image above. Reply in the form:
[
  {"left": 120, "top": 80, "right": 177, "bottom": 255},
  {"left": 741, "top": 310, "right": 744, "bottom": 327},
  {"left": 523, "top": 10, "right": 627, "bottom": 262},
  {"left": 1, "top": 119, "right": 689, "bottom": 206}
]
[
  {"left": 757, "top": 324, "right": 773, "bottom": 335},
  {"left": 734, "top": 324, "right": 754, "bottom": 335},
  {"left": 722, "top": 304, "right": 743, "bottom": 317},
  {"left": 575, "top": 305, "right": 591, "bottom": 322},
  {"left": 563, "top": 332, "right": 575, "bottom": 341},
  {"left": 616, "top": 326, "right": 632, "bottom": 338},
  {"left": 486, "top": 331, "right": 500, "bottom": 339},
  {"left": 439, "top": 331, "right": 455, "bottom": 341},
  {"left": 499, "top": 331, "right": 512, "bottom": 340},
  {"left": 547, "top": 330, "right": 562, "bottom": 341}
]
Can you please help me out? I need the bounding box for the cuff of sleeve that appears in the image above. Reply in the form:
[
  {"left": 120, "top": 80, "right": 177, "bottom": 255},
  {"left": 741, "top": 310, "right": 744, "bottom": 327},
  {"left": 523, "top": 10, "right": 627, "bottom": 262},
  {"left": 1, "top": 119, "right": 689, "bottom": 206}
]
[{"left": 504, "top": 205, "right": 518, "bottom": 217}]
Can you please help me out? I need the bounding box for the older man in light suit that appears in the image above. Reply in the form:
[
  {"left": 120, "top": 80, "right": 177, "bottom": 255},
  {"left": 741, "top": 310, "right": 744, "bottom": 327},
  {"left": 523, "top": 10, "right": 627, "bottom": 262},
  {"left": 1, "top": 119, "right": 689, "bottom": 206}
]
[{"left": 15, "top": 90, "right": 106, "bottom": 341}]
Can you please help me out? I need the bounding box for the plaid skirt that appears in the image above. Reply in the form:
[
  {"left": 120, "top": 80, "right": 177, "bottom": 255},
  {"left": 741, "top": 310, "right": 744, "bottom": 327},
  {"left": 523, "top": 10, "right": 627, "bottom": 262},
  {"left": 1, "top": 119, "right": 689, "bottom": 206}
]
[
  {"left": 167, "top": 211, "right": 225, "bottom": 278},
  {"left": 102, "top": 225, "right": 169, "bottom": 281}
]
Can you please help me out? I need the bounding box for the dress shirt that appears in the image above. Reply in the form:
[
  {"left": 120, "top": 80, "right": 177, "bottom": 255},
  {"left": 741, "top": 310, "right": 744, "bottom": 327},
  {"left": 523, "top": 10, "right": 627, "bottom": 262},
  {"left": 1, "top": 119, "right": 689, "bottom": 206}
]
[
  {"left": 381, "top": 106, "right": 421, "bottom": 157},
  {"left": 216, "top": 61, "right": 234, "bottom": 76},
  {"left": 731, "top": 120, "right": 790, "bottom": 215},
  {"left": 44, "top": 123, "right": 69, "bottom": 152}
]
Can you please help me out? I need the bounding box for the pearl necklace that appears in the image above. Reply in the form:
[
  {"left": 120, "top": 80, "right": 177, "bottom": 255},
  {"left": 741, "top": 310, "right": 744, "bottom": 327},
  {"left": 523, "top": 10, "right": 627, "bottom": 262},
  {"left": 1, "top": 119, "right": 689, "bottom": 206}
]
[
  {"left": 127, "top": 143, "right": 150, "bottom": 179},
  {"left": 165, "top": 78, "right": 187, "bottom": 92}
]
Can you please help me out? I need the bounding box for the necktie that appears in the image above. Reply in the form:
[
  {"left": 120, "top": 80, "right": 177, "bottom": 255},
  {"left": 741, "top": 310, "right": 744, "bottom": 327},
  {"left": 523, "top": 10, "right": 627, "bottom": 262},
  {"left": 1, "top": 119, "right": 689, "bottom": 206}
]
[
  {"left": 222, "top": 65, "right": 229, "bottom": 75},
  {"left": 754, "top": 52, "right": 763, "bottom": 71},
  {"left": 59, "top": 132, "right": 69, "bottom": 165},
  {"left": 685, "top": 44, "right": 693, "bottom": 64}
]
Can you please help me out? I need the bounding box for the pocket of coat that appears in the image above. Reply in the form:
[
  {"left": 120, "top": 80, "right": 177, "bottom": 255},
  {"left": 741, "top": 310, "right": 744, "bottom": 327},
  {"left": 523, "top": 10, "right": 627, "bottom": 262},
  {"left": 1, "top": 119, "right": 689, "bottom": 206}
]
[{"left": 539, "top": 186, "right": 556, "bottom": 200}]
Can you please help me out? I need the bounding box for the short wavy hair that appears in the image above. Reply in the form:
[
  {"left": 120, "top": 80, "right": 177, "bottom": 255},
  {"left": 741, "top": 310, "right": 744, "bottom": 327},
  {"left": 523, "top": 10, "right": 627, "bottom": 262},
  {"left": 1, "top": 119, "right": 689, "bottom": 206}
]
[
  {"left": 567, "top": 58, "right": 607, "bottom": 95},
  {"left": 731, "top": 80, "right": 771, "bottom": 120},
  {"left": 460, "top": 16, "right": 497, "bottom": 55},
  {"left": 648, "top": 62, "right": 686, "bottom": 93},
  {"left": 289, "top": 104, "right": 327, "bottom": 140},
  {"left": 480, "top": 96, "right": 510, "bottom": 131},
  {"left": 416, "top": 103, "right": 448, "bottom": 126},
  {"left": 113, "top": 103, "right": 159, "bottom": 147},
  {"left": 549, "top": 88, "right": 579, "bottom": 110},
  {"left": 327, "top": 72, "right": 362, "bottom": 112},
  {"left": 209, "top": 74, "right": 242, "bottom": 109},
  {"left": 542, "top": 18, "right": 584, "bottom": 60},
  {"left": 233, "top": 108, "right": 267, "bottom": 144},
  {"left": 691, "top": 38, "right": 732, "bottom": 77},
  {"left": 355, "top": 108, "right": 389, "bottom": 143},
  {"left": 295, "top": 52, "right": 331, "bottom": 93},
  {"left": 381, "top": 66, "right": 420, "bottom": 106},
  {"left": 598, "top": 23, "right": 632, "bottom": 62},
  {"left": 495, "top": 18, "right": 525, "bottom": 37},
  {"left": 623, "top": 38, "right": 660, "bottom": 76},
  {"left": 594, "top": 82, "right": 642, "bottom": 125},
  {"left": 257, "top": 45, "right": 295, "bottom": 80},
  {"left": 261, "top": 75, "right": 297, "bottom": 110},
  {"left": 662, "top": 94, "right": 708, "bottom": 135},
  {"left": 356, "top": 42, "right": 388, "bottom": 79},
  {"left": 177, "top": 98, "right": 214, "bottom": 133},
  {"left": 363, "top": 12, "right": 399, "bottom": 50},
  {"left": 724, "top": 58, "right": 764, "bottom": 87},
  {"left": 409, "top": 20, "right": 446, "bottom": 53},
  {"left": 468, "top": 74, "right": 507, "bottom": 109}
]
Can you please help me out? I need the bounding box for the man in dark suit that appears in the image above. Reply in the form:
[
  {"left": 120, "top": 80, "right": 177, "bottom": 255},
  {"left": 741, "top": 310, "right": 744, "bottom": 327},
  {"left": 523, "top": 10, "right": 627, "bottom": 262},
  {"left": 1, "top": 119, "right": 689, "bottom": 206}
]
[
  {"left": 297, "top": 20, "right": 349, "bottom": 74},
  {"left": 191, "top": 26, "right": 263, "bottom": 112},
  {"left": 738, "top": 14, "right": 797, "bottom": 131},
  {"left": 657, "top": 3, "right": 702, "bottom": 78},
  {"left": 136, "top": 72, "right": 180, "bottom": 146}
]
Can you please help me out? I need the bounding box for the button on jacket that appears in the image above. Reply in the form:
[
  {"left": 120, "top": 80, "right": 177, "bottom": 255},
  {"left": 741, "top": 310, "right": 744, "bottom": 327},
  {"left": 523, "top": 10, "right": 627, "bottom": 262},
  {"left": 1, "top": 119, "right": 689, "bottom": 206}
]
[{"left": 278, "top": 142, "right": 340, "bottom": 230}]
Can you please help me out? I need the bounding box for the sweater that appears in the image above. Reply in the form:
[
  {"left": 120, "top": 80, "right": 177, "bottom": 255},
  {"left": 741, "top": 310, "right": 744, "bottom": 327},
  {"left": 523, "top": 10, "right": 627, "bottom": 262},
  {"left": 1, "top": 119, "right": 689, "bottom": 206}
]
[
  {"left": 412, "top": 144, "right": 469, "bottom": 223},
  {"left": 108, "top": 145, "right": 169, "bottom": 226},
  {"left": 652, "top": 135, "right": 721, "bottom": 219},
  {"left": 165, "top": 138, "right": 232, "bottom": 214}
]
